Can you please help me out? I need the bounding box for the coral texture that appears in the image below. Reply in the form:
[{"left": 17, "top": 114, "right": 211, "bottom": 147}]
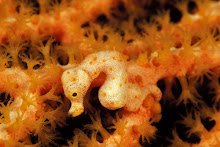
[{"left": 0, "top": 0, "right": 220, "bottom": 147}]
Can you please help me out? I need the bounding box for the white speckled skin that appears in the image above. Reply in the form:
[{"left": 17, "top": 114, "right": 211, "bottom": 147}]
[
  {"left": 80, "top": 51, "right": 128, "bottom": 110},
  {"left": 124, "top": 84, "right": 162, "bottom": 111},
  {"left": 62, "top": 68, "right": 91, "bottom": 116},
  {"left": 62, "top": 51, "right": 162, "bottom": 117}
]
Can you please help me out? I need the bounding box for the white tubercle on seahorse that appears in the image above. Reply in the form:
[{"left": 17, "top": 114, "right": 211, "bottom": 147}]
[{"left": 61, "top": 51, "right": 162, "bottom": 117}]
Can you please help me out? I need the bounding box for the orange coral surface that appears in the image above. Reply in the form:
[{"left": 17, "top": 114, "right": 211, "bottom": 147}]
[{"left": 0, "top": 0, "right": 220, "bottom": 147}]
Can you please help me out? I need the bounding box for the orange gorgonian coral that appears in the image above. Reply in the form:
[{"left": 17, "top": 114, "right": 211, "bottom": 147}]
[{"left": 0, "top": 0, "right": 220, "bottom": 147}]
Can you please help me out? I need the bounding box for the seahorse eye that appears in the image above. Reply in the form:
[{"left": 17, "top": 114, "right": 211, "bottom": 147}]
[{"left": 72, "top": 92, "right": 77, "bottom": 97}]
